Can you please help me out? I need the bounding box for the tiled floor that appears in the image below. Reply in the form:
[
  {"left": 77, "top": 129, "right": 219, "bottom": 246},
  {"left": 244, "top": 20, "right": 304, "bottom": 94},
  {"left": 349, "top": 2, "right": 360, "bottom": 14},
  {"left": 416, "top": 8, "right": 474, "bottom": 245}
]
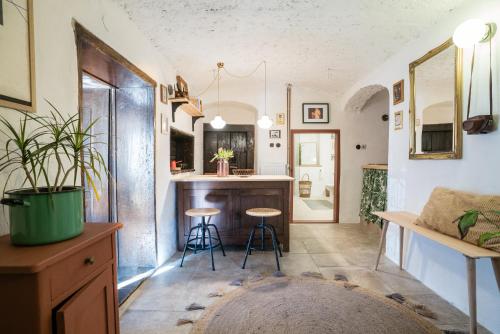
[
  {"left": 120, "top": 223, "right": 490, "bottom": 334},
  {"left": 293, "top": 195, "right": 334, "bottom": 221}
]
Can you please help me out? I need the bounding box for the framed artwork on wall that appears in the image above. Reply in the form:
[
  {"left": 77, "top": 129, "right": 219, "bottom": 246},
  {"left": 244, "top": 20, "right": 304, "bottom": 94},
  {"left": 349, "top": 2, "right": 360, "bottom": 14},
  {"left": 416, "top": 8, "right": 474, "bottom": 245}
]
[
  {"left": 160, "top": 112, "right": 168, "bottom": 134},
  {"left": 302, "top": 103, "right": 329, "bottom": 124},
  {"left": 0, "top": 0, "right": 36, "bottom": 113},
  {"left": 394, "top": 110, "right": 403, "bottom": 130},
  {"left": 393, "top": 79, "right": 404, "bottom": 105},
  {"left": 269, "top": 130, "right": 281, "bottom": 139},
  {"left": 160, "top": 84, "right": 168, "bottom": 104},
  {"left": 276, "top": 112, "right": 285, "bottom": 125}
]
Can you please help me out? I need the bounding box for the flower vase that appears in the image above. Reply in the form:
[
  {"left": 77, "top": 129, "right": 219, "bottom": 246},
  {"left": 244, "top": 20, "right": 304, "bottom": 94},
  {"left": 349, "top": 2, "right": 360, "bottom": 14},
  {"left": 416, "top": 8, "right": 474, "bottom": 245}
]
[{"left": 217, "top": 159, "right": 229, "bottom": 177}]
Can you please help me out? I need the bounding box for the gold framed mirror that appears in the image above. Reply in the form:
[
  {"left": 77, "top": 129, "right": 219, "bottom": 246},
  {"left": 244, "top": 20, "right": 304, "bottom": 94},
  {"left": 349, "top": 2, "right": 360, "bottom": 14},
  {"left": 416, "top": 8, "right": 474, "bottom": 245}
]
[{"left": 409, "top": 39, "right": 462, "bottom": 159}]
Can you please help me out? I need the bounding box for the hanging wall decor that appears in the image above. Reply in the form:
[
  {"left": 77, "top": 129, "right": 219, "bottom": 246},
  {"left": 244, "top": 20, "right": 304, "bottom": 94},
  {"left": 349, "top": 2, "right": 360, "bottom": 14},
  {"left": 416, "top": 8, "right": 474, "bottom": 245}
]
[
  {"left": 276, "top": 112, "right": 285, "bottom": 125},
  {"left": 394, "top": 110, "right": 403, "bottom": 130},
  {"left": 302, "top": 103, "right": 329, "bottom": 123},
  {"left": 0, "top": 0, "right": 36, "bottom": 112},
  {"left": 393, "top": 79, "right": 404, "bottom": 105}
]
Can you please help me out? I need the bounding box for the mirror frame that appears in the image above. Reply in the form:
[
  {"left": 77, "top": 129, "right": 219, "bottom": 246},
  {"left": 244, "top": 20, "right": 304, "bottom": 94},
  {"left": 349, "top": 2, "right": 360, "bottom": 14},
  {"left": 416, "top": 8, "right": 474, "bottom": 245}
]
[{"left": 409, "top": 38, "right": 463, "bottom": 160}]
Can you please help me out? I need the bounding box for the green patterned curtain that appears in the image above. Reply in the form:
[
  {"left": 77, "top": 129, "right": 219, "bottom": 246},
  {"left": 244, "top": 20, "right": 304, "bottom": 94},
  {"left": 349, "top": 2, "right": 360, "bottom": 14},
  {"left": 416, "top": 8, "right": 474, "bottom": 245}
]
[{"left": 360, "top": 168, "right": 387, "bottom": 227}]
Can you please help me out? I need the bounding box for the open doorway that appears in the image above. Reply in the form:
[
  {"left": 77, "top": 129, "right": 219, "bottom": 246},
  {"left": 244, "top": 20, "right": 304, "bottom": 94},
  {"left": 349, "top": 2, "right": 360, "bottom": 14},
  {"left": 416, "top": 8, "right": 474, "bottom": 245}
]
[
  {"left": 290, "top": 130, "right": 340, "bottom": 223},
  {"left": 75, "top": 23, "right": 157, "bottom": 304}
]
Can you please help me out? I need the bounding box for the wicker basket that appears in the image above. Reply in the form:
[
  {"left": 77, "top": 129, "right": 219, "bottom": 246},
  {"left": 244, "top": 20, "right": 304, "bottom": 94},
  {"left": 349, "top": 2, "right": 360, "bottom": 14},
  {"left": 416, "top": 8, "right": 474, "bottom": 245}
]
[
  {"left": 299, "top": 174, "right": 312, "bottom": 198},
  {"left": 233, "top": 169, "right": 255, "bottom": 176}
]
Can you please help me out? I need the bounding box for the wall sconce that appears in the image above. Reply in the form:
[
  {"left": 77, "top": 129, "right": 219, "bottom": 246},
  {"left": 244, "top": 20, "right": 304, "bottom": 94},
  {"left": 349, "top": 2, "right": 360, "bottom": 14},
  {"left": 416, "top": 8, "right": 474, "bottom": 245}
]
[{"left": 452, "top": 19, "right": 496, "bottom": 48}]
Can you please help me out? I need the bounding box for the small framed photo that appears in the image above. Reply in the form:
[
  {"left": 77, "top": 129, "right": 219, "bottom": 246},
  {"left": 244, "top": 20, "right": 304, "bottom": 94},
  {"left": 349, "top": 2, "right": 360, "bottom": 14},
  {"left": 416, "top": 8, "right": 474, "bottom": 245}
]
[
  {"left": 160, "top": 84, "right": 168, "bottom": 104},
  {"left": 276, "top": 113, "right": 286, "bottom": 125},
  {"left": 269, "top": 130, "right": 281, "bottom": 139},
  {"left": 393, "top": 80, "right": 404, "bottom": 105},
  {"left": 394, "top": 111, "right": 403, "bottom": 130},
  {"left": 160, "top": 112, "right": 168, "bottom": 134},
  {"left": 302, "top": 103, "right": 329, "bottom": 123}
]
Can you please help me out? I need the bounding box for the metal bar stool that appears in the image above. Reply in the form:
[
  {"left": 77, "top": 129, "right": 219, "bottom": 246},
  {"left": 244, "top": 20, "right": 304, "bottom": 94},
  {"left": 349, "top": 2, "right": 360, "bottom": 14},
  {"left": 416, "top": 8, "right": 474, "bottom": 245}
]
[
  {"left": 242, "top": 208, "right": 283, "bottom": 271},
  {"left": 180, "top": 208, "right": 226, "bottom": 271}
]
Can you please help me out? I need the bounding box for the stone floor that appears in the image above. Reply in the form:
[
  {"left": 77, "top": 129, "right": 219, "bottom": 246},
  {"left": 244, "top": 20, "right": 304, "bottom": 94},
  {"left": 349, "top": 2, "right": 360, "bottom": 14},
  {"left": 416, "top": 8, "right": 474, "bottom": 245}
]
[{"left": 119, "top": 223, "right": 490, "bottom": 334}]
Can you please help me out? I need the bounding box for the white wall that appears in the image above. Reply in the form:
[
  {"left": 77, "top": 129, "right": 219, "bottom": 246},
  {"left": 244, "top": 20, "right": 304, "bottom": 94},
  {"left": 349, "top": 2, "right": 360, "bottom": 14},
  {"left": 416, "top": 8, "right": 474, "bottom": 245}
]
[
  {"left": 342, "top": 1, "right": 500, "bottom": 331},
  {"left": 0, "top": 0, "right": 189, "bottom": 266},
  {"left": 196, "top": 81, "right": 389, "bottom": 223}
]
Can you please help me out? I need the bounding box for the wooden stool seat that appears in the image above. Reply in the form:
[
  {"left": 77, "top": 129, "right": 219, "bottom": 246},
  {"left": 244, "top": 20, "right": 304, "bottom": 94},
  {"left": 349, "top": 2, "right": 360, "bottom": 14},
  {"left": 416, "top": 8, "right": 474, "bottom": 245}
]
[
  {"left": 246, "top": 208, "right": 281, "bottom": 217},
  {"left": 186, "top": 208, "right": 221, "bottom": 217}
]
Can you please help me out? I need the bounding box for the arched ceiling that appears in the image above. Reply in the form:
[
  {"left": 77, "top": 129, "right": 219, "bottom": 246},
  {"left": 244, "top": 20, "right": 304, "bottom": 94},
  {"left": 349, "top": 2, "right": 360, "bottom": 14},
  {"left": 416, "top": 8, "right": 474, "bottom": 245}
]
[
  {"left": 344, "top": 85, "right": 388, "bottom": 113},
  {"left": 112, "top": 0, "right": 467, "bottom": 98}
]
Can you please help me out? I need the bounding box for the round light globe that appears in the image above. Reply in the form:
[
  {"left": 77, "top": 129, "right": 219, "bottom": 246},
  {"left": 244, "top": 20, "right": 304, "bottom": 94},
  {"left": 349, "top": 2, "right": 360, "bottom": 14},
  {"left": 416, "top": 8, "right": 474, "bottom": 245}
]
[
  {"left": 257, "top": 115, "right": 273, "bottom": 129},
  {"left": 210, "top": 115, "right": 226, "bottom": 129},
  {"left": 453, "top": 19, "right": 489, "bottom": 48}
]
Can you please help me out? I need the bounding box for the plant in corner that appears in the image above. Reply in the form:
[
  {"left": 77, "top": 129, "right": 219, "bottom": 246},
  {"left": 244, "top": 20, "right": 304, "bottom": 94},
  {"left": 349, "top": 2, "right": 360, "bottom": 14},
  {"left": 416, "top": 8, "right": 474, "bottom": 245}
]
[
  {"left": 210, "top": 148, "right": 234, "bottom": 177},
  {"left": 0, "top": 101, "right": 107, "bottom": 245}
]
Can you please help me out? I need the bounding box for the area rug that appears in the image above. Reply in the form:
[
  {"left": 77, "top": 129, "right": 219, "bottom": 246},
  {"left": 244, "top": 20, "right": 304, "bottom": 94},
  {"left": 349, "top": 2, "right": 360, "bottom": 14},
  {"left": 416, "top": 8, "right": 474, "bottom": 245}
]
[
  {"left": 303, "top": 199, "right": 333, "bottom": 210},
  {"left": 191, "top": 277, "right": 440, "bottom": 334}
]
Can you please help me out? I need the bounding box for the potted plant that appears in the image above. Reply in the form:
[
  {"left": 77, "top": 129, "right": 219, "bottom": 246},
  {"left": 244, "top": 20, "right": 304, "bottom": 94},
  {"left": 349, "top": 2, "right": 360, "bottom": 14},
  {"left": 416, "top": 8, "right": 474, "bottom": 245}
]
[
  {"left": 210, "top": 148, "right": 234, "bottom": 177},
  {"left": 0, "top": 101, "right": 107, "bottom": 245}
]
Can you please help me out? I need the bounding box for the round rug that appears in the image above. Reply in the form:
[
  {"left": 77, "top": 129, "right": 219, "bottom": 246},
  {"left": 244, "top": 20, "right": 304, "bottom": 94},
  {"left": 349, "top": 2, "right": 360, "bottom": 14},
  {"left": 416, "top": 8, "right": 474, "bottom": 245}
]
[{"left": 191, "top": 278, "right": 440, "bottom": 334}]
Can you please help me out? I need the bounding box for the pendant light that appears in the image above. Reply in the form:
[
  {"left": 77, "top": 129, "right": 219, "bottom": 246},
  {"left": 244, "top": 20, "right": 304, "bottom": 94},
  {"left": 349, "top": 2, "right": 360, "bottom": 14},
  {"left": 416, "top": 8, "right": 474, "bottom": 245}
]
[
  {"left": 210, "top": 62, "right": 226, "bottom": 129},
  {"left": 453, "top": 19, "right": 494, "bottom": 48},
  {"left": 257, "top": 61, "right": 273, "bottom": 129}
]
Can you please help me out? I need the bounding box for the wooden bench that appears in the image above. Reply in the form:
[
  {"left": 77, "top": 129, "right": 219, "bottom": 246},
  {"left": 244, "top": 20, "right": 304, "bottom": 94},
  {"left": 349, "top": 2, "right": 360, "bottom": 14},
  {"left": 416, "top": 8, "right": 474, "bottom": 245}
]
[{"left": 373, "top": 211, "right": 500, "bottom": 334}]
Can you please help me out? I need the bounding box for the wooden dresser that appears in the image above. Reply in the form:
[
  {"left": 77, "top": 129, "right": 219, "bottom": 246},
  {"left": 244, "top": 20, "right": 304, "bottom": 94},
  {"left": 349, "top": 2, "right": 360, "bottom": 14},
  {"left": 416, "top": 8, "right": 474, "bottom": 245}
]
[{"left": 0, "top": 223, "right": 122, "bottom": 334}]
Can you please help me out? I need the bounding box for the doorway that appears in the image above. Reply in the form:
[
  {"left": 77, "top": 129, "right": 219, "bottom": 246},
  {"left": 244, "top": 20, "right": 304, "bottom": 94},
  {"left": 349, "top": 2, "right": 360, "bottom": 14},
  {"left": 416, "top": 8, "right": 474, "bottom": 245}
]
[
  {"left": 290, "top": 130, "right": 340, "bottom": 223},
  {"left": 75, "top": 23, "right": 157, "bottom": 304}
]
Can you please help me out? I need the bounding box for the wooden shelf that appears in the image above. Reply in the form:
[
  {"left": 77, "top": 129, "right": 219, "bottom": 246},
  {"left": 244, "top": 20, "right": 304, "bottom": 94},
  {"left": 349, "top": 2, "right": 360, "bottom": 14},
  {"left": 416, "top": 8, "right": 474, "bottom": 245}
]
[
  {"left": 362, "top": 164, "right": 388, "bottom": 170},
  {"left": 169, "top": 97, "right": 204, "bottom": 131}
]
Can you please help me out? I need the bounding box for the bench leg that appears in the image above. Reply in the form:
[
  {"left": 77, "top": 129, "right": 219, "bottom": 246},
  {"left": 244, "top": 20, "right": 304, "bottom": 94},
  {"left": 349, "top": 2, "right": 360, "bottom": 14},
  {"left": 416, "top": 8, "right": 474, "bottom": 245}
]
[
  {"left": 374, "top": 220, "right": 389, "bottom": 271},
  {"left": 492, "top": 258, "right": 500, "bottom": 292},
  {"left": 466, "top": 256, "right": 477, "bottom": 334},
  {"left": 399, "top": 226, "right": 404, "bottom": 270}
]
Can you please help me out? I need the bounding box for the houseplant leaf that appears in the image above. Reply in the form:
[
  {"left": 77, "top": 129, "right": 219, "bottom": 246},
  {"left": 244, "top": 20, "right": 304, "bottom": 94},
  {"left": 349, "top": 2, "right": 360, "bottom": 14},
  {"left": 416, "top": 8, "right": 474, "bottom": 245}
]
[
  {"left": 478, "top": 231, "right": 500, "bottom": 246},
  {"left": 454, "top": 210, "right": 479, "bottom": 239}
]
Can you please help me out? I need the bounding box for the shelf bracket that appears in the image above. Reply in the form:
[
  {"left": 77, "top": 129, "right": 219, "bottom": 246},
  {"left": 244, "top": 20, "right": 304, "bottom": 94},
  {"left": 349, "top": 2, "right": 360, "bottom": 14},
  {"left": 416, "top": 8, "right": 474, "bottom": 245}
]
[
  {"left": 171, "top": 102, "right": 184, "bottom": 123},
  {"left": 192, "top": 116, "right": 205, "bottom": 131}
]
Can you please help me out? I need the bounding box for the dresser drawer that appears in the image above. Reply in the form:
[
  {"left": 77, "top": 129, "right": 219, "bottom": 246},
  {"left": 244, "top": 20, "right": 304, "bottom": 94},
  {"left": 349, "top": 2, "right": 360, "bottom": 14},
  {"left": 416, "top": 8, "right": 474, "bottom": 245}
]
[{"left": 50, "top": 235, "right": 113, "bottom": 302}]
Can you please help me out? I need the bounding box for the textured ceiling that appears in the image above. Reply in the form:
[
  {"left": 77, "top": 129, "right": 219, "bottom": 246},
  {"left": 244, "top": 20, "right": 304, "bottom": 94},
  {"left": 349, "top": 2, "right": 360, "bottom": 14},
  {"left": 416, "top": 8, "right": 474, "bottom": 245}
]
[{"left": 112, "top": 0, "right": 467, "bottom": 98}]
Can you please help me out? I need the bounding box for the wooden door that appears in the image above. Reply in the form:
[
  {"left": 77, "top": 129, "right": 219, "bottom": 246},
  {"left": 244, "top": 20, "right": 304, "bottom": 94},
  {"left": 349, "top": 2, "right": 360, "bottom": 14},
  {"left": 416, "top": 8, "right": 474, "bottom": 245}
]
[
  {"left": 56, "top": 267, "right": 116, "bottom": 334},
  {"left": 203, "top": 124, "right": 255, "bottom": 174}
]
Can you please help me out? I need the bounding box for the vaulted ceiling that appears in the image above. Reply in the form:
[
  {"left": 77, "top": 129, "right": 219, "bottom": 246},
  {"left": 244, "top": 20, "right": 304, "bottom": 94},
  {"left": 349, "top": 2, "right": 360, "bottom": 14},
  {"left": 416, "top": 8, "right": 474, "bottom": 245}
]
[{"left": 113, "top": 0, "right": 467, "bottom": 97}]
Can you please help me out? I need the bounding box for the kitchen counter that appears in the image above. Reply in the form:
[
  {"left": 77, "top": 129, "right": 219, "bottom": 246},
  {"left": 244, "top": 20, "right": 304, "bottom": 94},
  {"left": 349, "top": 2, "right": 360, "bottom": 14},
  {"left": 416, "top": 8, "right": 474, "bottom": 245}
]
[
  {"left": 176, "top": 175, "right": 292, "bottom": 251},
  {"left": 174, "top": 174, "right": 294, "bottom": 182}
]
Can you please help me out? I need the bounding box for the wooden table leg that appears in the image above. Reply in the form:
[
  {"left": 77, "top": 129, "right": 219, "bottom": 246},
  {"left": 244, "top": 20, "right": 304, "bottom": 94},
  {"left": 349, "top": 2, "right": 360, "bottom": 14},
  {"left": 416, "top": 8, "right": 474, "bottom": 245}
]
[
  {"left": 374, "top": 220, "right": 389, "bottom": 271},
  {"left": 466, "top": 256, "right": 477, "bottom": 334},
  {"left": 399, "top": 226, "right": 404, "bottom": 270},
  {"left": 492, "top": 258, "right": 500, "bottom": 291}
]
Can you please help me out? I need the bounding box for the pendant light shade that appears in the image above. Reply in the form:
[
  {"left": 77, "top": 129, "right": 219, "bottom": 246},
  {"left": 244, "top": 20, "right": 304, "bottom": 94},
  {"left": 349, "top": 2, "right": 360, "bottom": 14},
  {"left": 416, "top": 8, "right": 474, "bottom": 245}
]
[
  {"left": 210, "top": 62, "right": 226, "bottom": 129},
  {"left": 210, "top": 115, "right": 226, "bottom": 129},
  {"left": 257, "top": 115, "right": 273, "bottom": 129},
  {"left": 453, "top": 19, "right": 491, "bottom": 48}
]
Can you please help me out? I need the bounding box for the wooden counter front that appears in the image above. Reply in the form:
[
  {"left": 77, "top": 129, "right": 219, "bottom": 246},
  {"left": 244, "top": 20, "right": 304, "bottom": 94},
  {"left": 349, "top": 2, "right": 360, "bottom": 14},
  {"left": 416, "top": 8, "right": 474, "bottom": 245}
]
[{"left": 176, "top": 177, "right": 292, "bottom": 252}]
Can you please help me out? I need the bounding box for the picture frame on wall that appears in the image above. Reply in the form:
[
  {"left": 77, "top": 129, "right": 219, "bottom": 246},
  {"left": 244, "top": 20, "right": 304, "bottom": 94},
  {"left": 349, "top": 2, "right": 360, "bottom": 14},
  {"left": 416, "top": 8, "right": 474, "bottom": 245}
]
[
  {"left": 276, "top": 112, "right": 285, "bottom": 125},
  {"left": 393, "top": 79, "right": 404, "bottom": 105},
  {"left": 394, "top": 110, "right": 403, "bottom": 130},
  {"left": 160, "top": 112, "right": 168, "bottom": 134},
  {"left": 302, "top": 103, "right": 329, "bottom": 124},
  {"left": 160, "top": 84, "right": 168, "bottom": 104},
  {"left": 269, "top": 130, "right": 281, "bottom": 139},
  {"left": 0, "top": 0, "right": 36, "bottom": 113}
]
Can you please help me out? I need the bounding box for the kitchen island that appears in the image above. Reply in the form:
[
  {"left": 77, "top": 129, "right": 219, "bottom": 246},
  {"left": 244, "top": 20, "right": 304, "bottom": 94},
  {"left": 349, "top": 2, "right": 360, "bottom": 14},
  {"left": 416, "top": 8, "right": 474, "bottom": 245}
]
[{"left": 176, "top": 175, "right": 293, "bottom": 251}]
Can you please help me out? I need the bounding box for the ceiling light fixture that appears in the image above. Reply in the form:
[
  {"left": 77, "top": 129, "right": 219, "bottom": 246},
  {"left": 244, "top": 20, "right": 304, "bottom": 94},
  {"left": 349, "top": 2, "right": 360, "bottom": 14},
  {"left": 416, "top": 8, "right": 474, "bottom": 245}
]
[
  {"left": 210, "top": 62, "right": 226, "bottom": 129},
  {"left": 453, "top": 19, "right": 495, "bottom": 48},
  {"left": 257, "top": 61, "right": 273, "bottom": 129}
]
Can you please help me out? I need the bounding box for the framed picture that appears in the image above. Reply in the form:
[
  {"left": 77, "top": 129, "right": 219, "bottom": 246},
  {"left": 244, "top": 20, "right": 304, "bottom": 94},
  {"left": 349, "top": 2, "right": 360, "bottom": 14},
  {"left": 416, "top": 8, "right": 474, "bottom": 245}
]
[
  {"left": 394, "top": 110, "right": 403, "bottom": 130},
  {"left": 175, "top": 75, "right": 189, "bottom": 98},
  {"left": 302, "top": 103, "right": 329, "bottom": 123},
  {"left": 160, "top": 84, "right": 168, "bottom": 104},
  {"left": 276, "top": 112, "right": 285, "bottom": 125},
  {"left": 269, "top": 130, "right": 281, "bottom": 139},
  {"left": 0, "top": 0, "right": 36, "bottom": 113},
  {"left": 160, "top": 112, "right": 168, "bottom": 134},
  {"left": 393, "top": 80, "right": 404, "bottom": 105}
]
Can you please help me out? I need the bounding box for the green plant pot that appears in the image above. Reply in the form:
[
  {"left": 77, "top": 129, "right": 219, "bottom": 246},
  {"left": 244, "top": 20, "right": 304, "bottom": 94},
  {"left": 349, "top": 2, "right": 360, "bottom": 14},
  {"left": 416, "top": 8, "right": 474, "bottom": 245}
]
[{"left": 1, "top": 187, "right": 84, "bottom": 246}]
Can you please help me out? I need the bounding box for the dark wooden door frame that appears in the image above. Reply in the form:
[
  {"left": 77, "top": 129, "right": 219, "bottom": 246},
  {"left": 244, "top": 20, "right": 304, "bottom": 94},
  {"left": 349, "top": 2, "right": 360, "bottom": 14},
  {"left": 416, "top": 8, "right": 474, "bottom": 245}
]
[{"left": 289, "top": 129, "right": 341, "bottom": 224}]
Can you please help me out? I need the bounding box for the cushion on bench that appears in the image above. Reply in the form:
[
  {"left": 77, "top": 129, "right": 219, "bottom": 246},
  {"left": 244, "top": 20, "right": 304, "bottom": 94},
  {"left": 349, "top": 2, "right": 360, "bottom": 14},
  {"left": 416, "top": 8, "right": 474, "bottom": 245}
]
[{"left": 415, "top": 187, "right": 500, "bottom": 252}]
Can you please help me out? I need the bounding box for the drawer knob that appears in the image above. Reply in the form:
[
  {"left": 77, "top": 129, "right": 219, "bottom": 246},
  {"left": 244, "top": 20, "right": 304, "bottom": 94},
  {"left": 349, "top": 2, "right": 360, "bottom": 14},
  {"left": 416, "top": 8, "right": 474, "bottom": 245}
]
[{"left": 84, "top": 257, "right": 95, "bottom": 265}]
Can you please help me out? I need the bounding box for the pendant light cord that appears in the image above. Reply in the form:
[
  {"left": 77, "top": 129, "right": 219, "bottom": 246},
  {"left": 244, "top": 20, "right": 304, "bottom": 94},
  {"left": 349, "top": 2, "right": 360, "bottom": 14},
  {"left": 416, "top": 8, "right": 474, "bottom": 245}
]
[
  {"left": 217, "top": 66, "right": 221, "bottom": 116},
  {"left": 264, "top": 61, "right": 268, "bottom": 116}
]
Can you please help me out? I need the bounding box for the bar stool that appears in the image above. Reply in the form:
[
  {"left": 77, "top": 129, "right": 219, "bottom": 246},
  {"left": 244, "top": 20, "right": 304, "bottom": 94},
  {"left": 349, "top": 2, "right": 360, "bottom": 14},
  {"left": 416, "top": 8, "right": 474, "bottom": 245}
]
[
  {"left": 180, "top": 208, "right": 226, "bottom": 271},
  {"left": 242, "top": 208, "right": 283, "bottom": 271}
]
